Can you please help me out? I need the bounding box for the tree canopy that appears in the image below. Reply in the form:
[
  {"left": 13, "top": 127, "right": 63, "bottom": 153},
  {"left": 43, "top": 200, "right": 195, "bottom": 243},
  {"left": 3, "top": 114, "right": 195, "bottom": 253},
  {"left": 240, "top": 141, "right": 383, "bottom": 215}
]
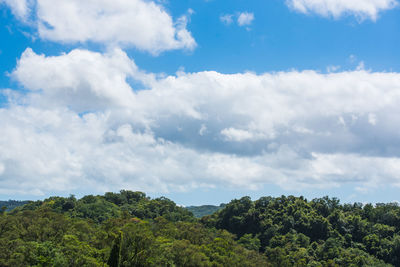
[
  {"left": 203, "top": 195, "right": 400, "bottom": 266},
  {"left": 0, "top": 191, "right": 268, "bottom": 266},
  {"left": 1, "top": 192, "right": 400, "bottom": 266}
]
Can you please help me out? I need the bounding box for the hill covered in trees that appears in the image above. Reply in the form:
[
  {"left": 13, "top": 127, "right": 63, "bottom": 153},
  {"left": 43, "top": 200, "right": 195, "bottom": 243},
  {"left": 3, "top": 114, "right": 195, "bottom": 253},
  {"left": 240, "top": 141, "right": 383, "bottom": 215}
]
[
  {"left": 204, "top": 196, "right": 400, "bottom": 266},
  {"left": 186, "top": 204, "right": 226, "bottom": 218},
  {"left": 0, "top": 191, "right": 267, "bottom": 266},
  {"left": 0, "top": 200, "right": 30, "bottom": 212},
  {"left": 1, "top": 191, "right": 400, "bottom": 266}
]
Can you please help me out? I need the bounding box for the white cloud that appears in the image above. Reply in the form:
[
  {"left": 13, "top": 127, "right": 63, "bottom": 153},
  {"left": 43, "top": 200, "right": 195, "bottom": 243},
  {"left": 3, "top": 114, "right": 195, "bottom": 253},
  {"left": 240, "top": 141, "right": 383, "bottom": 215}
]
[
  {"left": 12, "top": 48, "right": 140, "bottom": 112},
  {"left": 237, "top": 12, "right": 254, "bottom": 26},
  {"left": 327, "top": 65, "right": 340, "bottom": 73},
  {"left": 368, "top": 113, "right": 377, "bottom": 125},
  {"left": 309, "top": 153, "right": 400, "bottom": 188},
  {"left": 0, "top": 105, "right": 273, "bottom": 195},
  {"left": 37, "top": 0, "right": 196, "bottom": 53},
  {"left": 286, "top": 0, "right": 398, "bottom": 21},
  {"left": 221, "top": 128, "right": 256, "bottom": 142},
  {"left": 199, "top": 124, "right": 207, "bottom": 136},
  {"left": 3, "top": 0, "right": 196, "bottom": 54},
  {"left": 3, "top": 48, "right": 400, "bottom": 196},
  {"left": 0, "top": 0, "right": 31, "bottom": 21},
  {"left": 220, "top": 14, "right": 234, "bottom": 25},
  {"left": 357, "top": 61, "right": 366, "bottom": 70},
  {"left": 0, "top": 162, "right": 4, "bottom": 175},
  {"left": 221, "top": 12, "right": 255, "bottom": 27}
]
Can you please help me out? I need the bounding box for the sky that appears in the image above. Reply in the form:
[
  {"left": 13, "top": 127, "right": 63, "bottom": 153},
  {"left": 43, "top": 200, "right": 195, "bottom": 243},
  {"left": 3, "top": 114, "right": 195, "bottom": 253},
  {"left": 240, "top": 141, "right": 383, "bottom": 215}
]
[{"left": 0, "top": 0, "right": 400, "bottom": 205}]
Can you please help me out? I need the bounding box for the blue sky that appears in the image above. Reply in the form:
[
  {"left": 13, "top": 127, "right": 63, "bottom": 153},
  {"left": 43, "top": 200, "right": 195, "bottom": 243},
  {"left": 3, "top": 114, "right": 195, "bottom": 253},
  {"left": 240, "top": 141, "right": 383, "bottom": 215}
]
[{"left": 0, "top": 0, "right": 400, "bottom": 205}]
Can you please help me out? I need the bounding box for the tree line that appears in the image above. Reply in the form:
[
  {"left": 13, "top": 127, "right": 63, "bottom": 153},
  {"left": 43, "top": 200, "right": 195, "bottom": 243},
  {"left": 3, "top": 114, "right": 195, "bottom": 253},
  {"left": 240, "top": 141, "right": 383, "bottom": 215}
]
[
  {"left": 0, "top": 191, "right": 267, "bottom": 266},
  {"left": 1, "top": 191, "right": 400, "bottom": 266}
]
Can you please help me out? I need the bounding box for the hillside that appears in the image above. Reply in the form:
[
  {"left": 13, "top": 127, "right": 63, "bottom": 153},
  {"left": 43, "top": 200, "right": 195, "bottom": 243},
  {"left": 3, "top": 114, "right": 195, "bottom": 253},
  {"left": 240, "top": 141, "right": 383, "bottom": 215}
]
[
  {"left": 1, "top": 192, "right": 400, "bottom": 266},
  {"left": 186, "top": 204, "right": 226, "bottom": 218},
  {"left": 0, "top": 191, "right": 268, "bottom": 266},
  {"left": 0, "top": 200, "right": 30, "bottom": 211},
  {"left": 204, "top": 196, "right": 400, "bottom": 266}
]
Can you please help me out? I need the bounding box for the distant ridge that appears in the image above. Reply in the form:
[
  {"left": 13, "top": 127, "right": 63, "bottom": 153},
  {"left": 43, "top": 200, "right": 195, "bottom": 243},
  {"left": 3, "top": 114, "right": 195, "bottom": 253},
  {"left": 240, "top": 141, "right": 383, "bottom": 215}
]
[
  {"left": 186, "top": 204, "right": 226, "bottom": 218},
  {"left": 0, "top": 200, "right": 30, "bottom": 211}
]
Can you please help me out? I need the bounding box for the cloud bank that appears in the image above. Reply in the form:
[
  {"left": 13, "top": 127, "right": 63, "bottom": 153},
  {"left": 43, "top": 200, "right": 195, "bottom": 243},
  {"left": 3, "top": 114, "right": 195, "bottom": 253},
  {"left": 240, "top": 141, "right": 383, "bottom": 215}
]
[
  {"left": 2, "top": 48, "right": 400, "bottom": 196},
  {"left": 286, "top": 0, "right": 398, "bottom": 20}
]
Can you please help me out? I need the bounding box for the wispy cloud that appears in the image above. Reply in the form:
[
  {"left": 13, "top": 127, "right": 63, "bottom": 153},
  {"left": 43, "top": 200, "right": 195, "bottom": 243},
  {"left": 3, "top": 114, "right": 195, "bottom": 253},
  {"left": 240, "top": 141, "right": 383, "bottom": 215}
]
[
  {"left": 286, "top": 0, "right": 398, "bottom": 21},
  {"left": 220, "top": 14, "right": 234, "bottom": 25},
  {"left": 220, "top": 12, "right": 255, "bottom": 27},
  {"left": 0, "top": 0, "right": 31, "bottom": 22}
]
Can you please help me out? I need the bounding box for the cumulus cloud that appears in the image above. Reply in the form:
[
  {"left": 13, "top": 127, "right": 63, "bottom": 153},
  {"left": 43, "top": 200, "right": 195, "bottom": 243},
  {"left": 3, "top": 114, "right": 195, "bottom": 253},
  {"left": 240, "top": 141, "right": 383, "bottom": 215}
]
[
  {"left": 3, "top": 0, "right": 196, "bottom": 54},
  {"left": 286, "top": 0, "right": 398, "bottom": 21},
  {"left": 12, "top": 48, "right": 139, "bottom": 112},
  {"left": 237, "top": 12, "right": 254, "bottom": 26},
  {"left": 2, "top": 48, "right": 400, "bottom": 196},
  {"left": 0, "top": 105, "right": 273, "bottom": 196},
  {"left": 37, "top": 0, "right": 196, "bottom": 53}
]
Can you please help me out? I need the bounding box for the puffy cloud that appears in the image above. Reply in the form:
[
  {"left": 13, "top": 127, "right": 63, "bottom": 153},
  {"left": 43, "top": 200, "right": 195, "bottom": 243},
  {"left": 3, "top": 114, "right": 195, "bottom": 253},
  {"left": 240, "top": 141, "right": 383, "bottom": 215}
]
[
  {"left": 12, "top": 48, "right": 139, "bottom": 112},
  {"left": 0, "top": 105, "right": 272, "bottom": 196},
  {"left": 3, "top": 48, "right": 400, "bottom": 196},
  {"left": 309, "top": 153, "right": 400, "bottom": 189},
  {"left": 36, "top": 0, "right": 196, "bottom": 53},
  {"left": 3, "top": 0, "right": 196, "bottom": 54},
  {"left": 286, "top": 0, "right": 397, "bottom": 21},
  {"left": 237, "top": 12, "right": 254, "bottom": 26},
  {"left": 143, "top": 69, "right": 400, "bottom": 149}
]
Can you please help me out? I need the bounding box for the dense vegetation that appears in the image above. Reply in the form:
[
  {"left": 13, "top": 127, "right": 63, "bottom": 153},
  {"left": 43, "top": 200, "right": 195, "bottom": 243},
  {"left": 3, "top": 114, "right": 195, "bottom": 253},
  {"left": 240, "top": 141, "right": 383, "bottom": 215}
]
[
  {"left": 1, "top": 192, "right": 400, "bottom": 266},
  {"left": 0, "top": 191, "right": 268, "bottom": 266},
  {"left": 186, "top": 204, "right": 226, "bottom": 218},
  {"left": 0, "top": 200, "right": 29, "bottom": 212},
  {"left": 204, "top": 196, "right": 400, "bottom": 266}
]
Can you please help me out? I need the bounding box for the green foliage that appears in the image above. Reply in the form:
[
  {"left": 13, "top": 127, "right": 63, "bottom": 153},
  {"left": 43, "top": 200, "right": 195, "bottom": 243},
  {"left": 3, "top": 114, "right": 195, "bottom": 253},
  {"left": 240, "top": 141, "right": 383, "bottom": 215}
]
[
  {"left": 238, "top": 233, "right": 261, "bottom": 251},
  {"left": 3, "top": 192, "right": 400, "bottom": 266},
  {"left": 208, "top": 195, "right": 400, "bottom": 266},
  {"left": 12, "top": 191, "right": 194, "bottom": 223},
  {"left": 186, "top": 204, "right": 226, "bottom": 218},
  {"left": 107, "top": 231, "right": 122, "bottom": 267},
  {"left": 0, "top": 200, "right": 30, "bottom": 211},
  {"left": 0, "top": 191, "right": 269, "bottom": 266}
]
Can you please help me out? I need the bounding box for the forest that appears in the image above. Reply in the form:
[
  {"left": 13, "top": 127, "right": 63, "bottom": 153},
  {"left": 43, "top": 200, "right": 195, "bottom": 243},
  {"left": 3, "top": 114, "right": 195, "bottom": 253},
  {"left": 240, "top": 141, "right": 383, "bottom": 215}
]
[
  {"left": 0, "top": 200, "right": 30, "bottom": 212},
  {"left": 1, "top": 191, "right": 400, "bottom": 266},
  {"left": 186, "top": 204, "right": 226, "bottom": 218}
]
